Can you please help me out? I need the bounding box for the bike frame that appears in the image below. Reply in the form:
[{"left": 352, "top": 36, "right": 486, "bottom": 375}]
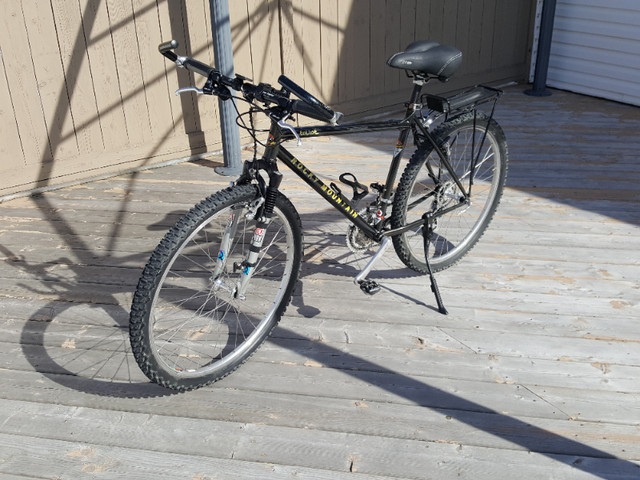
[{"left": 254, "top": 81, "right": 473, "bottom": 243}]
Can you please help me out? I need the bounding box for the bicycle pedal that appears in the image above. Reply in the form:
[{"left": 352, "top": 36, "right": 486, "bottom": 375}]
[
  {"left": 358, "top": 279, "right": 381, "bottom": 296},
  {"left": 370, "top": 182, "right": 385, "bottom": 194}
]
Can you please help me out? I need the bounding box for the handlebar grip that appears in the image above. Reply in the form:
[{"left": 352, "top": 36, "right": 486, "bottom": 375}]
[
  {"left": 181, "top": 57, "right": 215, "bottom": 78},
  {"left": 290, "top": 100, "right": 338, "bottom": 123},
  {"left": 158, "top": 40, "right": 214, "bottom": 78},
  {"left": 159, "top": 39, "right": 178, "bottom": 53},
  {"left": 158, "top": 40, "right": 178, "bottom": 62},
  {"left": 278, "top": 75, "right": 335, "bottom": 122}
]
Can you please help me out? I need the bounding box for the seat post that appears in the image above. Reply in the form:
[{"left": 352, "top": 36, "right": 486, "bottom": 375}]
[
  {"left": 380, "top": 75, "right": 428, "bottom": 204},
  {"left": 404, "top": 75, "right": 427, "bottom": 115}
]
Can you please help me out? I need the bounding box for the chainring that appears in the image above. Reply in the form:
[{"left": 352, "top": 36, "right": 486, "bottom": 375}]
[{"left": 345, "top": 209, "right": 379, "bottom": 253}]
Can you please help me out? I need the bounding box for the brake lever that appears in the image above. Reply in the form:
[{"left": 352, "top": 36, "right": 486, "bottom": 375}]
[
  {"left": 175, "top": 87, "right": 204, "bottom": 96},
  {"left": 277, "top": 119, "right": 302, "bottom": 146}
]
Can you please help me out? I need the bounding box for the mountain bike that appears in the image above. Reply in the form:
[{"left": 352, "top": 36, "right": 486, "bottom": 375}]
[{"left": 129, "top": 39, "right": 508, "bottom": 391}]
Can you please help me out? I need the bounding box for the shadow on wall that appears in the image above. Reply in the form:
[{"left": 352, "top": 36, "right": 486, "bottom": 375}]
[
  {"left": 1, "top": 0, "right": 533, "bottom": 198},
  {"left": 230, "top": 0, "right": 533, "bottom": 116}
]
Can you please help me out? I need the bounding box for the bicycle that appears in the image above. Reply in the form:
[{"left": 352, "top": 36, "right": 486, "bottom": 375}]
[{"left": 129, "top": 39, "right": 508, "bottom": 391}]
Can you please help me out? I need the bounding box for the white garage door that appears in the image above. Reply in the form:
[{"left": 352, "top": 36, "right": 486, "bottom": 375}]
[{"left": 546, "top": 0, "right": 640, "bottom": 106}]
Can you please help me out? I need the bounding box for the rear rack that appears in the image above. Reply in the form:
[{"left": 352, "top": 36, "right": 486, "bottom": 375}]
[
  {"left": 417, "top": 85, "right": 503, "bottom": 202},
  {"left": 422, "top": 85, "right": 502, "bottom": 115}
]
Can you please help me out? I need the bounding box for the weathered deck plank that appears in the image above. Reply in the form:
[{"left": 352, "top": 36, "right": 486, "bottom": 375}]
[{"left": 0, "top": 85, "right": 639, "bottom": 478}]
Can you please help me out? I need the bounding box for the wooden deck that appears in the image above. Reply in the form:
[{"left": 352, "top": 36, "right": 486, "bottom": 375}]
[{"left": 0, "top": 84, "right": 639, "bottom": 479}]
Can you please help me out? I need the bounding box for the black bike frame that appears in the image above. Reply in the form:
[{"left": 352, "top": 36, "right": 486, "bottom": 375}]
[{"left": 259, "top": 82, "right": 472, "bottom": 243}]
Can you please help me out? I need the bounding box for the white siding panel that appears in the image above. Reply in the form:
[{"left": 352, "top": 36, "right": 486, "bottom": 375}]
[
  {"left": 554, "top": 14, "right": 640, "bottom": 42},
  {"left": 547, "top": 0, "right": 640, "bottom": 106},
  {"left": 556, "top": 3, "right": 640, "bottom": 28},
  {"left": 551, "top": 44, "right": 639, "bottom": 73},
  {"left": 552, "top": 29, "right": 638, "bottom": 56},
  {"left": 549, "top": 59, "right": 640, "bottom": 106},
  {"left": 559, "top": 0, "right": 639, "bottom": 10}
]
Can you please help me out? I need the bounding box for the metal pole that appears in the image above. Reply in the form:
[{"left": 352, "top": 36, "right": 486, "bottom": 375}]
[
  {"left": 525, "top": 0, "right": 558, "bottom": 97},
  {"left": 210, "top": 0, "right": 243, "bottom": 175}
]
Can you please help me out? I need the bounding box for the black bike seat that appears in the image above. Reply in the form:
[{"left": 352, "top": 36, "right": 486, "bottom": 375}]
[
  {"left": 404, "top": 40, "right": 440, "bottom": 53},
  {"left": 387, "top": 43, "right": 462, "bottom": 81}
]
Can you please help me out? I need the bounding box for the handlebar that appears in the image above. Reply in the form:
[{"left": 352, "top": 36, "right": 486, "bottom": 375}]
[
  {"left": 277, "top": 75, "right": 337, "bottom": 123},
  {"left": 158, "top": 40, "right": 340, "bottom": 124},
  {"left": 180, "top": 57, "right": 215, "bottom": 78},
  {"left": 159, "top": 39, "right": 215, "bottom": 78}
]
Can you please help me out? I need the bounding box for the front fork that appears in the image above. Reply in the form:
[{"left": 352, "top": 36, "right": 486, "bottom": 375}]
[
  {"left": 236, "top": 161, "right": 282, "bottom": 296},
  {"left": 214, "top": 141, "right": 284, "bottom": 300},
  {"left": 235, "top": 215, "right": 270, "bottom": 300},
  {"left": 212, "top": 206, "right": 243, "bottom": 281},
  {"left": 211, "top": 189, "right": 278, "bottom": 300},
  {"left": 211, "top": 195, "right": 263, "bottom": 291}
]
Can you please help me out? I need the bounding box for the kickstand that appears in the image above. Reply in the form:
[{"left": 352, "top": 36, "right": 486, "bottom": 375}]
[{"left": 422, "top": 214, "right": 449, "bottom": 315}]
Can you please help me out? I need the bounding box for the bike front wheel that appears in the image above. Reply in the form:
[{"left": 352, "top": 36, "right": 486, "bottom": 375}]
[
  {"left": 129, "top": 184, "right": 302, "bottom": 391},
  {"left": 391, "top": 112, "right": 508, "bottom": 273}
]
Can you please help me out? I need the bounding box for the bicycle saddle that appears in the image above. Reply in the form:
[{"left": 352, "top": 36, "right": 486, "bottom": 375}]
[{"left": 387, "top": 42, "right": 462, "bottom": 81}]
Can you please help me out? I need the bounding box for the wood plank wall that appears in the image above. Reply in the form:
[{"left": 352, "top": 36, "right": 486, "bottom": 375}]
[{"left": 0, "top": 0, "right": 535, "bottom": 198}]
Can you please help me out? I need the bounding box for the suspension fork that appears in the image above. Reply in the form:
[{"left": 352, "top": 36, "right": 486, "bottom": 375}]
[
  {"left": 211, "top": 205, "right": 243, "bottom": 280},
  {"left": 235, "top": 123, "right": 284, "bottom": 299}
]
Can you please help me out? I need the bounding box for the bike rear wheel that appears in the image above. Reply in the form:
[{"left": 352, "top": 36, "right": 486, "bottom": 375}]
[
  {"left": 391, "top": 112, "right": 508, "bottom": 272},
  {"left": 129, "top": 184, "right": 302, "bottom": 391}
]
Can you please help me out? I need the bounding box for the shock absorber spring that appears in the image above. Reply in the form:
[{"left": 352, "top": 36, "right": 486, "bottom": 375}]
[{"left": 262, "top": 185, "right": 278, "bottom": 219}]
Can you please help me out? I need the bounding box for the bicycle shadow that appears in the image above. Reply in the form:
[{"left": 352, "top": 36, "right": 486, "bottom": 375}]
[
  {"left": 5, "top": 182, "right": 451, "bottom": 397},
  {"left": 2, "top": 0, "right": 215, "bottom": 400},
  {"left": 1, "top": 217, "right": 178, "bottom": 399}
]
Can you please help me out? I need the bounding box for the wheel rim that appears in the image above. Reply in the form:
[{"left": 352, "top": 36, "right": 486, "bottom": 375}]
[
  {"left": 147, "top": 201, "right": 295, "bottom": 378},
  {"left": 403, "top": 124, "right": 502, "bottom": 266}
]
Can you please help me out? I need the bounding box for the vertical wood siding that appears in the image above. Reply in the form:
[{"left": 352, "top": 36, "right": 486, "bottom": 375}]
[{"left": 0, "top": 0, "right": 535, "bottom": 197}]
